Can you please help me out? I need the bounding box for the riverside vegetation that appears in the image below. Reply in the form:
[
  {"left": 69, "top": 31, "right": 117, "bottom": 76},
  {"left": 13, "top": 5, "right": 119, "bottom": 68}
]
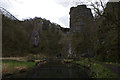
[
  {"left": 1, "top": 1, "right": 120, "bottom": 78},
  {"left": 2, "top": 59, "right": 35, "bottom": 77}
]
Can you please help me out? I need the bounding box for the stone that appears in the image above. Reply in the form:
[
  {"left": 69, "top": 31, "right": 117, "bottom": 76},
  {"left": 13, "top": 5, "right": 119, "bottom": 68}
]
[
  {"left": 70, "top": 5, "right": 94, "bottom": 56},
  {"left": 70, "top": 5, "right": 93, "bottom": 32}
]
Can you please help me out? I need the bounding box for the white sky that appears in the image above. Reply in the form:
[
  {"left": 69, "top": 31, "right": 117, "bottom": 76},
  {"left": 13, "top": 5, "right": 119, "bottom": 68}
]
[{"left": 0, "top": 0, "right": 109, "bottom": 28}]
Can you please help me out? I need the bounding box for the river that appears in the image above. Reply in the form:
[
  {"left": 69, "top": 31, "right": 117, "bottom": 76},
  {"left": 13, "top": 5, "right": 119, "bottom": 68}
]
[{"left": 4, "top": 59, "right": 89, "bottom": 79}]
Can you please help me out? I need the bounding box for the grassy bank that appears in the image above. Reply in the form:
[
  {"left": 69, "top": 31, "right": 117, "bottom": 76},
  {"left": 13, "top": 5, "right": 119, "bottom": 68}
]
[
  {"left": 75, "top": 58, "right": 119, "bottom": 78},
  {"left": 2, "top": 59, "right": 35, "bottom": 76}
]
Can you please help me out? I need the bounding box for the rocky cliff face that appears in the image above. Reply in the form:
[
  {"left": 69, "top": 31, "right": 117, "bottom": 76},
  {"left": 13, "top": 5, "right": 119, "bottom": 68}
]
[
  {"left": 2, "top": 13, "right": 69, "bottom": 57},
  {"left": 70, "top": 5, "right": 93, "bottom": 32},
  {"left": 30, "top": 18, "right": 43, "bottom": 47},
  {"left": 70, "top": 5, "right": 95, "bottom": 57}
]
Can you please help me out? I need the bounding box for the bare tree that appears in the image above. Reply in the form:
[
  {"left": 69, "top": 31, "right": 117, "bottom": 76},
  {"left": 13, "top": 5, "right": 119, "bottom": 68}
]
[
  {"left": 90, "top": 0, "right": 106, "bottom": 17},
  {"left": 90, "top": 0, "right": 119, "bottom": 26}
]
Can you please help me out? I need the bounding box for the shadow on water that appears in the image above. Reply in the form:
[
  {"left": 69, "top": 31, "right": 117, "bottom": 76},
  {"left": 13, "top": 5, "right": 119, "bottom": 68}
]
[{"left": 5, "top": 59, "right": 89, "bottom": 79}]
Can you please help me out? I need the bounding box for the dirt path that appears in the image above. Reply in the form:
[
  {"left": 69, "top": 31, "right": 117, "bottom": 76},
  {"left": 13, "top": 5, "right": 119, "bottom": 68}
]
[
  {"left": 0, "top": 57, "right": 26, "bottom": 61},
  {"left": 102, "top": 63, "right": 120, "bottom": 77}
]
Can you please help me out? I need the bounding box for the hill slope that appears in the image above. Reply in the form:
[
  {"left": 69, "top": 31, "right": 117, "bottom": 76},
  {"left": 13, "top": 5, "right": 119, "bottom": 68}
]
[{"left": 2, "top": 10, "right": 69, "bottom": 57}]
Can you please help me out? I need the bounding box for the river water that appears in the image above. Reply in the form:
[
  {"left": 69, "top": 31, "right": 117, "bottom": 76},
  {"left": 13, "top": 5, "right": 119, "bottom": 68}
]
[{"left": 4, "top": 59, "right": 89, "bottom": 79}]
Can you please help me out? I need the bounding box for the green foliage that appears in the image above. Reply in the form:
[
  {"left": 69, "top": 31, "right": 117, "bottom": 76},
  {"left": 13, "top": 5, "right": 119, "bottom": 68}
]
[
  {"left": 94, "top": 2, "right": 119, "bottom": 63},
  {"left": 3, "top": 59, "right": 35, "bottom": 67},
  {"left": 75, "top": 58, "right": 119, "bottom": 78},
  {"left": 2, "top": 15, "right": 68, "bottom": 57},
  {"left": 76, "top": 58, "right": 91, "bottom": 67},
  {"left": 2, "top": 16, "right": 29, "bottom": 57},
  {"left": 2, "top": 60, "right": 35, "bottom": 75},
  {"left": 96, "top": 9, "right": 119, "bottom": 63},
  {"left": 89, "top": 63, "right": 118, "bottom": 78},
  {"left": 71, "top": 2, "right": 119, "bottom": 63}
]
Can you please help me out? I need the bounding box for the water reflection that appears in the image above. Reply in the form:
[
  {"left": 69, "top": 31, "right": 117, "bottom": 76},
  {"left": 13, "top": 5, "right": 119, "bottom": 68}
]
[{"left": 8, "top": 60, "right": 89, "bottom": 78}]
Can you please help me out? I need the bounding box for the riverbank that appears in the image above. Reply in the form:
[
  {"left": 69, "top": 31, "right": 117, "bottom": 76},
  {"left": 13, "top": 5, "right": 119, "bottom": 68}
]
[
  {"left": 2, "top": 57, "right": 120, "bottom": 78},
  {"left": 2, "top": 58, "right": 90, "bottom": 79},
  {"left": 74, "top": 58, "right": 120, "bottom": 78},
  {"left": 2, "top": 59, "right": 35, "bottom": 78}
]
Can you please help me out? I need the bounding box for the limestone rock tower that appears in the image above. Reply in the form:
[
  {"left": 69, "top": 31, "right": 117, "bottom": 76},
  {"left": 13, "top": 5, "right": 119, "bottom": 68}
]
[{"left": 69, "top": 5, "right": 95, "bottom": 56}]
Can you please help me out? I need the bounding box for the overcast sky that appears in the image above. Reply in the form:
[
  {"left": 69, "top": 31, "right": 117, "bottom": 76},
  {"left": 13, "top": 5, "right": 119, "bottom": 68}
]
[{"left": 0, "top": 0, "right": 110, "bottom": 28}]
